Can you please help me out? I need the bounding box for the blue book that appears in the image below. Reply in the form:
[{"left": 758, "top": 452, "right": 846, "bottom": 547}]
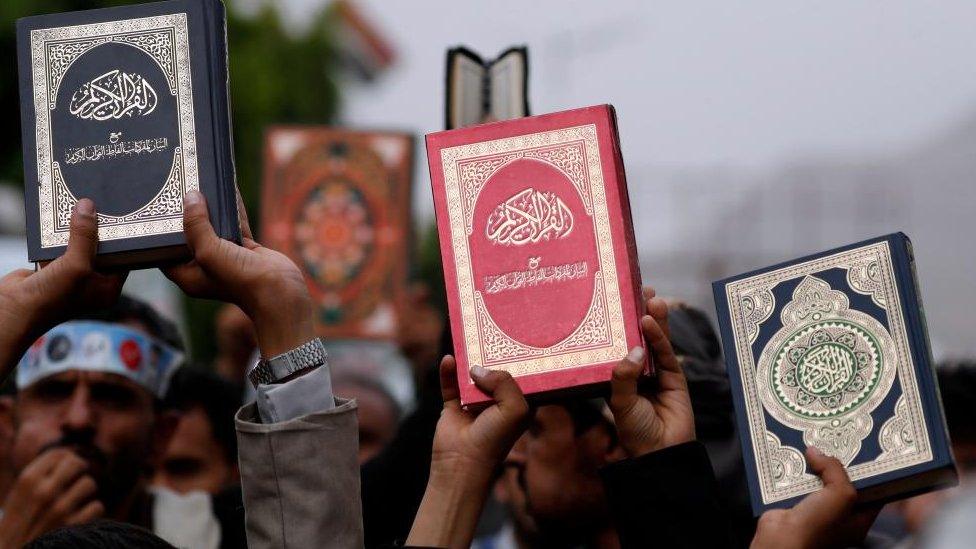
[
  {"left": 16, "top": 0, "right": 239, "bottom": 268},
  {"left": 713, "top": 233, "right": 956, "bottom": 515}
]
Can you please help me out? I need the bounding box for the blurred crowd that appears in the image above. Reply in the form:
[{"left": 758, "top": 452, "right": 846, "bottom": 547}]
[{"left": 0, "top": 197, "right": 974, "bottom": 549}]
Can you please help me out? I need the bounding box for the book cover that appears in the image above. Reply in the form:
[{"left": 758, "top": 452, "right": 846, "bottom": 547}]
[
  {"left": 427, "top": 104, "right": 646, "bottom": 406},
  {"left": 261, "top": 126, "right": 413, "bottom": 340},
  {"left": 713, "top": 234, "right": 957, "bottom": 515},
  {"left": 16, "top": 0, "right": 240, "bottom": 267}
]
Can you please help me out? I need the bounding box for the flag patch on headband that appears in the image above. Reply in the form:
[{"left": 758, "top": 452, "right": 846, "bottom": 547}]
[{"left": 17, "top": 321, "right": 183, "bottom": 398}]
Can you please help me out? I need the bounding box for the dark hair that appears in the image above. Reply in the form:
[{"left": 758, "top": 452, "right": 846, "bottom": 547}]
[
  {"left": 937, "top": 360, "right": 976, "bottom": 443},
  {"left": 23, "top": 520, "right": 176, "bottom": 549},
  {"left": 560, "top": 398, "right": 615, "bottom": 440},
  {"left": 163, "top": 367, "right": 242, "bottom": 464},
  {"left": 75, "top": 294, "right": 185, "bottom": 351}
]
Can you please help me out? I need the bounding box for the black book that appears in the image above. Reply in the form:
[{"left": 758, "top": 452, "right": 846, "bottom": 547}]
[
  {"left": 445, "top": 46, "right": 529, "bottom": 130},
  {"left": 16, "top": 0, "right": 239, "bottom": 268}
]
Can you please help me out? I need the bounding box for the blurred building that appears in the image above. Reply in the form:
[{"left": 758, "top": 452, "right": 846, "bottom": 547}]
[{"left": 638, "top": 110, "right": 976, "bottom": 359}]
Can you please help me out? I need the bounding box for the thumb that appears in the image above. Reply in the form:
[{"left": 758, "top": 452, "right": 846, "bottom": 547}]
[
  {"left": 470, "top": 366, "right": 529, "bottom": 422},
  {"left": 182, "top": 191, "right": 217, "bottom": 255},
  {"left": 609, "top": 346, "right": 645, "bottom": 416},
  {"left": 62, "top": 199, "right": 98, "bottom": 270},
  {"left": 806, "top": 446, "right": 852, "bottom": 489}
]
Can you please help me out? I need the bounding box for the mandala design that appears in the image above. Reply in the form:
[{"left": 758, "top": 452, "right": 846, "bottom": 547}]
[
  {"left": 294, "top": 181, "right": 374, "bottom": 291},
  {"left": 770, "top": 320, "right": 881, "bottom": 419},
  {"left": 757, "top": 275, "right": 898, "bottom": 465}
]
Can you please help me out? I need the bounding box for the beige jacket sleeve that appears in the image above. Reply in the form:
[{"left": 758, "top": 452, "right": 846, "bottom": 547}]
[{"left": 235, "top": 397, "right": 363, "bottom": 549}]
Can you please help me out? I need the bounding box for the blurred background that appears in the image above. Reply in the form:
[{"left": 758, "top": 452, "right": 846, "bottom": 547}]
[{"left": 1, "top": 0, "right": 974, "bottom": 360}]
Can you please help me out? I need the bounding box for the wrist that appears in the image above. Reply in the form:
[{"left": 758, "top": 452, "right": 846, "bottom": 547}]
[
  {"left": 248, "top": 286, "right": 315, "bottom": 358},
  {"left": 408, "top": 460, "right": 493, "bottom": 547}
]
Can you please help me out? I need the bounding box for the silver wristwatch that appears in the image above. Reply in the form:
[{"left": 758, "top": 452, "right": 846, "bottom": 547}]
[{"left": 248, "top": 338, "right": 329, "bottom": 387}]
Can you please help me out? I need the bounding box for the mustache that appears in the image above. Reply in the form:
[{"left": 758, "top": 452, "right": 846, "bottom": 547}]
[{"left": 38, "top": 432, "right": 109, "bottom": 473}]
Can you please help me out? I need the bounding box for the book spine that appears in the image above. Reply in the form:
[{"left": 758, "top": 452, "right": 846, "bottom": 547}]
[
  {"left": 481, "top": 67, "right": 491, "bottom": 121},
  {"left": 606, "top": 106, "right": 648, "bottom": 372},
  {"left": 899, "top": 234, "right": 954, "bottom": 464}
]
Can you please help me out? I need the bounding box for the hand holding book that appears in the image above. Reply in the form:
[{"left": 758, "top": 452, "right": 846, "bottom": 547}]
[
  {"left": 752, "top": 448, "right": 882, "bottom": 549},
  {"left": 0, "top": 199, "right": 127, "bottom": 377},
  {"left": 163, "top": 191, "right": 315, "bottom": 359},
  {"left": 607, "top": 287, "right": 696, "bottom": 458},
  {"left": 408, "top": 356, "right": 531, "bottom": 548}
]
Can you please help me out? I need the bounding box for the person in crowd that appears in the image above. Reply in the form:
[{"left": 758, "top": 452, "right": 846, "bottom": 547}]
[
  {"left": 211, "top": 304, "right": 257, "bottom": 388},
  {"left": 417, "top": 288, "right": 883, "bottom": 549},
  {"left": 326, "top": 340, "right": 415, "bottom": 466},
  {"left": 480, "top": 299, "right": 752, "bottom": 548},
  {"left": 154, "top": 367, "right": 242, "bottom": 495},
  {"left": 874, "top": 360, "right": 976, "bottom": 544},
  {"left": 0, "top": 194, "right": 363, "bottom": 548}
]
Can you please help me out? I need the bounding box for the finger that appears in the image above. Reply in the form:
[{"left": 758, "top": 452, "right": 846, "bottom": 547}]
[
  {"left": 65, "top": 499, "right": 104, "bottom": 526},
  {"left": 182, "top": 191, "right": 219, "bottom": 256},
  {"left": 642, "top": 314, "right": 679, "bottom": 374},
  {"left": 62, "top": 199, "right": 99, "bottom": 270},
  {"left": 439, "top": 355, "right": 461, "bottom": 407},
  {"left": 609, "top": 346, "right": 645, "bottom": 415},
  {"left": 161, "top": 262, "right": 217, "bottom": 297},
  {"left": 646, "top": 297, "right": 670, "bottom": 340},
  {"left": 806, "top": 446, "right": 851, "bottom": 488},
  {"left": 50, "top": 475, "right": 97, "bottom": 520},
  {"left": 46, "top": 452, "right": 88, "bottom": 488},
  {"left": 18, "top": 448, "right": 71, "bottom": 483},
  {"left": 235, "top": 187, "right": 254, "bottom": 241},
  {"left": 470, "top": 366, "right": 529, "bottom": 421},
  {"left": 795, "top": 446, "right": 857, "bottom": 519},
  {"left": 61, "top": 475, "right": 97, "bottom": 507},
  {"left": 642, "top": 286, "right": 656, "bottom": 301}
]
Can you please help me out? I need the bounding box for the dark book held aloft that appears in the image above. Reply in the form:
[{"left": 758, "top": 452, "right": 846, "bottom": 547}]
[
  {"left": 17, "top": 0, "right": 240, "bottom": 267},
  {"left": 713, "top": 234, "right": 957, "bottom": 515}
]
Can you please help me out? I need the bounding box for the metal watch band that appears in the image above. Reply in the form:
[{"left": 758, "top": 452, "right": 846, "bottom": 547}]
[{"left": 248, "top": 338, "right": 328, "bottom": 387}]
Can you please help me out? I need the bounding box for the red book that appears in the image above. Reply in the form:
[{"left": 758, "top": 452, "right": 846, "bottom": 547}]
[
  {"left": 261, "top": 127, "right": 413, "bottom": 340},
  {"left": 427, "top": 105, "right": 647, "bottom": 406}
]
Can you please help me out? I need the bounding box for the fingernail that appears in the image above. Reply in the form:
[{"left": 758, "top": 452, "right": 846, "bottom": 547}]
[
  {"left": 74, "top": 198, "right": 94, "bottom": 216},
  {"left": 627, "top": 346, "right": 645, "bottom": 363},
  {"left": 470, "top": 364, "right": 488, "bottom": 380},
  {"left": 808, "top": 446, "right": 824, "bottom": 458},
  {"left": 184, "top": 190, "right": 203, "bottom": 207}
]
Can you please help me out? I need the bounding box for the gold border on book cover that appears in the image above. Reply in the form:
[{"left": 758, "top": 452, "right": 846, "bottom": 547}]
[
  {"left": 30, "top": 13, "right": 199, "bottom": 248},
  {"left": 724, "top": 242, "right": 932, "bottom": 505},
  {"left": 439, "top": 124, "right": 629, "bottom": 378}
]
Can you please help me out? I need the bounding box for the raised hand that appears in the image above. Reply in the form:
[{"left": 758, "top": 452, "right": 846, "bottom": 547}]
[
  {"left": 0, "top": 200, "right": 126, "bottom": 377},
  {"left": 751, "top": 447, "right": 881, "bottom": 549},
  {"left": 606, "top": 287, "right": 695, "bottom": 457},
  {"left": 0, "top": 449, "right": 104, "bottom": 549},
  {"left": 407, "top": 357, "right": 531, "bottom": 548},
  {"left": 162, "top": 191, "right": 314, "bottom": 358}
]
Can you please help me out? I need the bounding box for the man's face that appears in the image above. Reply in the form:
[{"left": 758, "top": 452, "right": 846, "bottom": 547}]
[
  {"left": 333, "top": 381, "right": 398, "bottom": 464},
  {"left": 9, "top": 370, "right": 157, "bottom": 513},
  {"left": 152, "top": 405, "right": 237, "bottom": 495},
  {"left": 503, "top": 405, "right": 616, "bottom": 541}
]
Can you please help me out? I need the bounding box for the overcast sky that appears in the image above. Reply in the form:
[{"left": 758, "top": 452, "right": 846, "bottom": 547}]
[{"left": 266, "top": 0, "right": 976, "bottom": 216}]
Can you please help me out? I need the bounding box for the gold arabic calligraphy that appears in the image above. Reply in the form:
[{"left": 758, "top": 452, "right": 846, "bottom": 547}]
[
  {"left": 69, "top": 69, "right": 158, "bottom": 121},
  {"left": 486, "top": 188, "right": 574, "bottom": 246}
]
